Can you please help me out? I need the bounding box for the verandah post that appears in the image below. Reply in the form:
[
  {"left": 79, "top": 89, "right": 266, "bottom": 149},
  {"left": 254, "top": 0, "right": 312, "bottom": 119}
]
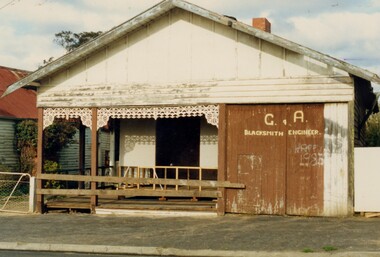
[
  {"left": 78, "top": 124, "right": 86, "bottom": 189},
  {"left": 217, "top": 104, "right": 227, "bottom": 215},
  {"left": 36, "top": 108, "right": 45, "bottom": 213},
  {"left": 90, "top": 107, "right": 98, "bottom": 212}
]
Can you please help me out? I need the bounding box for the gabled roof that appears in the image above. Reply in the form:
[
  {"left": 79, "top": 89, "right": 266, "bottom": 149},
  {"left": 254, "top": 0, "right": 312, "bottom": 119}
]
[
  {"left": 3, "top": 0, "right": 380, "bottom": 97},
  {"left": 0, "top": 66, "right": 37, "bottom": 119}
]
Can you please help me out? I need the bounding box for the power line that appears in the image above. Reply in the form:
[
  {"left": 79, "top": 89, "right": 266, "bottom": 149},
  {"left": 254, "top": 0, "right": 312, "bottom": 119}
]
[{"left": 0, "top": 0, "right": 19, "bottom": 10}]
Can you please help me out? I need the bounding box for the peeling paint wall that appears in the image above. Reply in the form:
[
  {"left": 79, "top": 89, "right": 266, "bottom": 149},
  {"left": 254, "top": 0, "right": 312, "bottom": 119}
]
[{"left": 323, "top": 103, "right": 349, "bottom": 216}]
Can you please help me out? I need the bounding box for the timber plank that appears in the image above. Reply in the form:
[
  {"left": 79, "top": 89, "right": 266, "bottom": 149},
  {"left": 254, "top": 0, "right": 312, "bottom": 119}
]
[
  {"left": 365, "top": 212, "right": 380, "bottom": 218},
  {"left": 46, "top": 196, "right": 216, "bottom": 212},
  {"left": 37, "top": 174, "right": 244, "bottom": 188},
  {"left": 38, "top": 189, "right": 221, "bottom": 198}
]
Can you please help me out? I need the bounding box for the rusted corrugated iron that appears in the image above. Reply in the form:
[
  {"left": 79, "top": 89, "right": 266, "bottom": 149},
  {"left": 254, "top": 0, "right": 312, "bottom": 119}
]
[
  {"left": 225, "top": 104, "right": 324, "bottom": 216},
  {"left": 0, "top": 66, "right": 36, "bottom": 119}
]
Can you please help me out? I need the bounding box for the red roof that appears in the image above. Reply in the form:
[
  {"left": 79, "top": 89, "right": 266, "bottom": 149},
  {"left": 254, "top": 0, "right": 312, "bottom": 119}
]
[{"left": 0, "top": 66, "right": 37, "bottom": 119}]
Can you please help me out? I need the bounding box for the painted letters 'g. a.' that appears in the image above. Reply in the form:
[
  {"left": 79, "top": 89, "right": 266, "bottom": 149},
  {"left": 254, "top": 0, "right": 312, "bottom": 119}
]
[
  {"left": 293, "top": 111, "right": 304, "bottom": 123},
  {"left": 264, "top": 111, "right": 304, "bottom": 126},
  {"left": 264, "top": 113, "right": 274, "bottom": 126}
]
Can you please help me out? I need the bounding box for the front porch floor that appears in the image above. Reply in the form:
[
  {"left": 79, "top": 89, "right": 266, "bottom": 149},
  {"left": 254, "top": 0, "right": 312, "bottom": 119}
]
[{"left": 45, "top": 196, "right": 217, "bottom": 214}]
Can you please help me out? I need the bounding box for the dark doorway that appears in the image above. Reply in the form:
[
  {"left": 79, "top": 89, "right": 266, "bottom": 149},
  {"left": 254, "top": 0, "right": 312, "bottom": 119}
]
[{"left": 156, "top": 117, "right": 200, "bottom": 167}]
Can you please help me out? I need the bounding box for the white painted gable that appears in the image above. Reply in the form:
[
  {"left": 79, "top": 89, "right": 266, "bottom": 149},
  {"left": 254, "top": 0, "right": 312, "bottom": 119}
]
[{"left": 37, "top": 8, "right": 352, "bottom": 108}]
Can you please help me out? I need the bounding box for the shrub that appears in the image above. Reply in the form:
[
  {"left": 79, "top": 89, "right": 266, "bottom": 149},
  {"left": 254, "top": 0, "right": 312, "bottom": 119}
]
[
  {"left": 365, "top": 112, "right": 380, "bottom": 146},
  {"left": 15, "top": 120, "right": 37, "bottom": 174},
  {"left": 43, "top": 160, "right": 63, "bottom": 189}
]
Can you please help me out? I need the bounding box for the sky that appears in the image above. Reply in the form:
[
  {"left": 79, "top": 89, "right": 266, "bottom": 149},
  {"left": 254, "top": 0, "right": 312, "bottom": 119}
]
[{"left": 1, "top": 0, "right": 380, "bottom": 86}]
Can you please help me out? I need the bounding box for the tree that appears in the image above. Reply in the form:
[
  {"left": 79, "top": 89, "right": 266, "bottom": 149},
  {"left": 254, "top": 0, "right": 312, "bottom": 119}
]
[
  {"left": 43, "top": 120, "right": 78, "bottom": 162},
  {"left": 365, "top": 112, "right": 380, "bottom": 146},
  {"left": 54, "top": 31, "right": 103, "bottom": 52},
  {"left": 40, "top": 30, "right": 102, "bottom": 67},
  {"left": 21, "top": 30, "right": 102, "bottom": 173}
]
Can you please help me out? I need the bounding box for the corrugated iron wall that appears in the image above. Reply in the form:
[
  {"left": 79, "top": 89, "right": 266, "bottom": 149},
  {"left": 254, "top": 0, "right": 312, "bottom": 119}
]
[
  {"left": 0, "top": 119, "right": 19, "bottom": 171},
  {"left": 225, "top": 104, "right": 325, "bottom": 216},
  {"left": 59, "top": 128, "right": 110, "bottom": 173}
]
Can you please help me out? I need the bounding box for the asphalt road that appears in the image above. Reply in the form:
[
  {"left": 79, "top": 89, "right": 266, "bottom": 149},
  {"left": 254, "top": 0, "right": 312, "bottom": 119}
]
[{"left": 1, "top": 213, "right": 380, "bottom": 257}]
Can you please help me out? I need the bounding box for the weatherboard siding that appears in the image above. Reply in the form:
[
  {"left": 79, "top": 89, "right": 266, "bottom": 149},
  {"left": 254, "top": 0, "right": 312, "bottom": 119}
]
[
  {"left": 37, "top": 8, "right": 352, "bottom": 108},
  {"left": 323, "top": 103, "right": 350, "bottom": 216}
]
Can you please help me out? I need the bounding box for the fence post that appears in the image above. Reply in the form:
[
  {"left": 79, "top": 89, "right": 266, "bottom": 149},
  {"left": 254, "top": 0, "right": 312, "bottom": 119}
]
[{"left": 29, "top": 176, "right": 36, "bottom": 213}]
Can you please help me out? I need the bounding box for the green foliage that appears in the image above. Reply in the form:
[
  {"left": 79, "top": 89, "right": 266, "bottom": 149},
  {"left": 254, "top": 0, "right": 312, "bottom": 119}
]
[
  {"left": 365, "top": 112, "right": 380, "bottom": 146},
  {"left": 15, "top": 120, "right": 38, "bottom": 150},
  {"left": 15, "top": 119, "right": 77, "bottom": 173},
  {"left": 40, "top": 30, "right": 102, "bottom": 68},
  {"left": 54, "top": 31, "right": 103, "bottom": 52},
  {"left": 43, "top": 120, "right": 77, "bottom": 161},
  {"left": 43, "top": 160, "right": 63, "bottom": 189},
  {"left": 302, "top": 248, "right": 314, "bottom": 253},
  {"left": 43, "top": 160, "right": 60, "bottom": 173},
  {"left": 15, "top": 120, "right": 38, "bottom": 174},
  {"left": 322, "top": 246, "right": 337, "bottom": 252}
]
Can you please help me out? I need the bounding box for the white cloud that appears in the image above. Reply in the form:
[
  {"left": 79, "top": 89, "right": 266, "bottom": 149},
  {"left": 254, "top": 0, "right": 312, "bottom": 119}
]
[
  {"left": 370, "top": 0, "right": 380, "bottom": 8},
  {"left": 287, "top": 12, "right": 380, "bottom": 44},
  {"left": 0, "top": 24, "right": 65, "bottom": 71},
  {"left": 0, "top": 27, "right": 64, "bottom": 71},
  {"left": 281, "top": 11, "right": 380, "bottom": 74},
  {"left": 2, "top": 1, "right": 78, "bottom": 28},
  {"left": 0, "top": 0, "right": 379, "bottom": 75},
  {"left": 81, "top": 0, "right": 160, "bottom": 12}
]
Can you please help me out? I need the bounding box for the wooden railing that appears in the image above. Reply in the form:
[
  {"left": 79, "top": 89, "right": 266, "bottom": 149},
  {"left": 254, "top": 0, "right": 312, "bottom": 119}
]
[
  {"left": 118, "top": 166, "right": 218, "bottom": 191},
  {"left": 37, "top": 166, "right": 245, "bottom": 199}
]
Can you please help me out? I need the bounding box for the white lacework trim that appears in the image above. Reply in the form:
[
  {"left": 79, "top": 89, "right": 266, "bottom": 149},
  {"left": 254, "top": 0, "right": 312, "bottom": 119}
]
[
  {"left": 98, "top": 105, "right": 219, "bottom": 130},
  {"left": 43, "top": 105, "right": 219, "bottom": 130},
  {"left": 43, "top": 108, "right": 92, "bottom": 129},
  {"left": 200, "top": 135, "right": 218, "bottom": 145}
]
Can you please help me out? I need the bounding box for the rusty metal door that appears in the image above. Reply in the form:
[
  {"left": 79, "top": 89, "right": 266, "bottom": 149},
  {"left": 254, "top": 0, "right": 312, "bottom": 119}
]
[
  {"left": 225, "top": 104, "right": 324, "bottom": 216},
  {"left": 225, "top": 105, "right": 287, "bottom": 214},
  {"left": 286, "top": 104, "right": 324, "bottom": 216}
]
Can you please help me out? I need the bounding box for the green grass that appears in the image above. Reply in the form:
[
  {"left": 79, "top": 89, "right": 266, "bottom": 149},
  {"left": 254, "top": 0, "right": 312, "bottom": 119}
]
[
  {"left": 322, "top": 245, "right": 338, "bottom": 252},
  {"left": 302, "top": 248, "right": 314, "bottom": 253}
]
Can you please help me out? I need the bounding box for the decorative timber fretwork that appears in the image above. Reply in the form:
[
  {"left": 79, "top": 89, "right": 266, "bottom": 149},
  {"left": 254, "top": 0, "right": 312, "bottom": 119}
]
[
  {"left": 97, "top": 105, "right": 219, "bottom": 130},
  {"left": 43, "top": 108, "right": 92, "bottom": 129},
  {"left": 43, "top": 105, "right": 219, "bottom": 130}
]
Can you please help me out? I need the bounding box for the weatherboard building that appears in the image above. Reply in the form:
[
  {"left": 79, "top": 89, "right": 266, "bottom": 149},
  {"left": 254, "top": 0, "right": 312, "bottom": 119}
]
[{"left": 4, "top": 0, "right": 380, "bottom": 216}]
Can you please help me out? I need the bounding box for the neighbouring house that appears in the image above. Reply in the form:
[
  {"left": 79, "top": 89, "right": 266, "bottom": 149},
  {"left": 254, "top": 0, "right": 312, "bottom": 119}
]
[
  {"left": 3, "top": 0, "right": 380, "bottom": 216},
  {"left": 0, "top": 66, "right": 36, "bottom": 172},
  {"left": 0, "top": 65, "right": 103, "bottom": 175}
]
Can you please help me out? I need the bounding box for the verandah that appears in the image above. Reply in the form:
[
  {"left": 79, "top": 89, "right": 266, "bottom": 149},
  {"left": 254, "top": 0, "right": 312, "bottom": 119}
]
[{"left": 35, "top": 105, "right": 243, "bottom": 213}]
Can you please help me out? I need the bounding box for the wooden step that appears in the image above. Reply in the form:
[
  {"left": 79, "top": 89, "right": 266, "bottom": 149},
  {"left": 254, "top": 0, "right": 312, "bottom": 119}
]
[{"left": 46, "top": 196, "right": 216, "bottom": 213}]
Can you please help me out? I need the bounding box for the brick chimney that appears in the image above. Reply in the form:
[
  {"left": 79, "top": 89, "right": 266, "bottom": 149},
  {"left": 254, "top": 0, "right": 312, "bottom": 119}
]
[{"left": 252, "top": 18, "right": 271, "bottom": 33}]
